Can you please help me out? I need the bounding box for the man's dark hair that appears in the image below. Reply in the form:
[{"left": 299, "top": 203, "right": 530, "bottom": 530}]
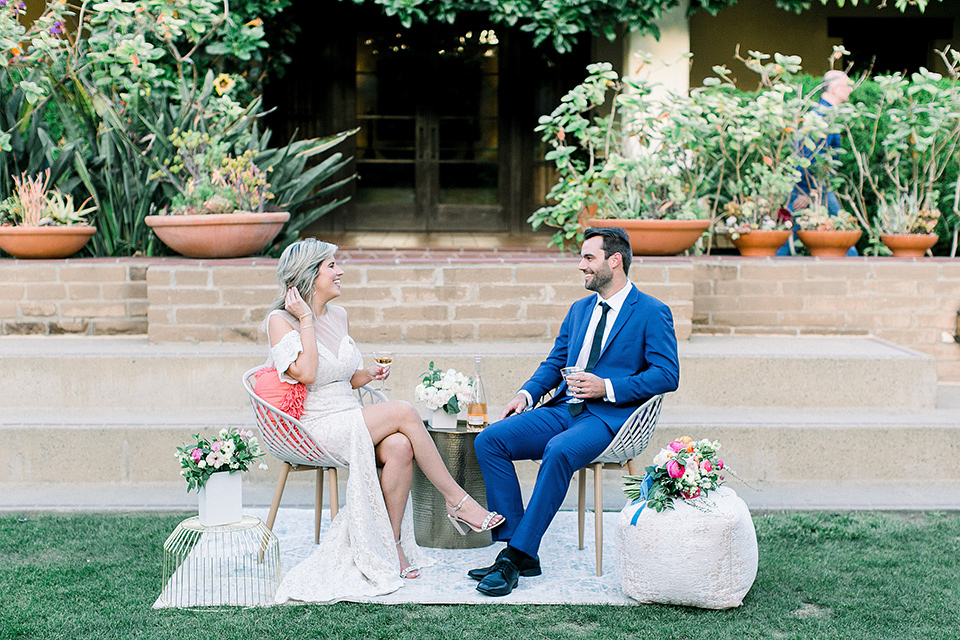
[{"left": 583, "top": 227, "right": 631, "bottom": 275}]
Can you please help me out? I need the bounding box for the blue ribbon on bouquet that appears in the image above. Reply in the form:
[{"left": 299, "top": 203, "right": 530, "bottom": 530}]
[{"left": 629, "top": 473, "right": 654, "bottom": 526}]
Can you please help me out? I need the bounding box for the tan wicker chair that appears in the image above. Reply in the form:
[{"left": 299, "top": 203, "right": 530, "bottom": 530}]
[
  {"left": 242, "top": 366, "right": 387, "bottom": 544},
  {"left": 578, "top": 394, "right": 663, "bottom": 576}
]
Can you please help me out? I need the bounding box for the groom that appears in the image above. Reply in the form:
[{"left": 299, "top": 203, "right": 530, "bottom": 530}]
[{"left": 471, "top": 226, "right": 680, "bottom": 596}]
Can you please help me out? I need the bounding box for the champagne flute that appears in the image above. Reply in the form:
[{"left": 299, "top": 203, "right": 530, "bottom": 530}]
[
  {"left": 561, "top": 365, "right": 585, "bottom": 404},
  {"left": 373, "top": 351, "right": 394, "bottom": 392}
]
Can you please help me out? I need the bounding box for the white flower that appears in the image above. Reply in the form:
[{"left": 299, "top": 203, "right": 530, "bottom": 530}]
[
  {"left": 416, "top": 365, "right": 476, "bottom": 411},
  {"left": 207, "top": 451, "right": 228, "bottom": 469},
  {"left": 652, "top": 448, "right": 673, "bottom": 466},
  {"left": 221, "top": 440, "right": 236, "bottom": 458},
  {"left": 197, "top": 460, "right": 207, "bottom": 469}
]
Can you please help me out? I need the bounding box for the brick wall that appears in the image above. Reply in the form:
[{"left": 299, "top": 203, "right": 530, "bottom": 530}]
[
  {"left": 146, "top": 259, "right": 277, "bottom": 343},
  {"left": 145, "top": 258, "right": 695, "bottom": 343},
  {"left": 0, "top": 259, "right": 150, "bottom": 335},
  {"left": 692, "top": 258, "right": 960, "bottom": 381},
  {"left": 3, "top": 255, "right": 958, "bottom": 381}
]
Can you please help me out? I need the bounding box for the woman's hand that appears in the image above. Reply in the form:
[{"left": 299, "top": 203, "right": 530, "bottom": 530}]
[
  {"left": 284, "top": 287, "right": 312, "bottom": 320},
  {"left": 352, "top": 363, "right": 389, "bottom": 389},
  {"left": 365, "top": 363, "right": 389, "bottom": 382}
]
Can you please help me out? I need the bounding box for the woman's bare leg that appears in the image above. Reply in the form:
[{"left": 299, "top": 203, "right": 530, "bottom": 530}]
[
  {"left": 376, "top": 433, "right": 417, "bottom": 577},
  {"left": 362, "top": 400, "right": 503, "bottom": 528}
]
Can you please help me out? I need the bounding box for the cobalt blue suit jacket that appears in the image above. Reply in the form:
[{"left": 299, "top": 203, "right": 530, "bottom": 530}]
[{"left": 520, "top": 284, "right": 680, "bottom": 432}]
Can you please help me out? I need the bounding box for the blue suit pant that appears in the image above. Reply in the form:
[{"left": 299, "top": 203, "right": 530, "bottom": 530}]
[{"left": 474, "top": 404, "right": 615, "bottom": 558}]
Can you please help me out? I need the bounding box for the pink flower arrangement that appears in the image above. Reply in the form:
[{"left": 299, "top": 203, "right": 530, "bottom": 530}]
[
  {"left": 623, "top": 436, "right": 727, "bottom": 512},
  {"left": 175, "top": 428, "right": 267, "bottom": 492}
]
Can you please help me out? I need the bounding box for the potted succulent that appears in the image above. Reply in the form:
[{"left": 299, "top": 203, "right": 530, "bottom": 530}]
[
  {"left": 0, "top": 169, "right": 97, "bottom": 259},
  {"left": 530, "top": 60, "right": 713, "bottom": 255},
  {"left": 704, "top": 50, "right": 841, "bottom": 256},
  {"left": 843, "top": 59, "right": 960, "bottom": 258},
  {"left": 717, "top": 164, "right": 796, "bottom": 256},
  {"left": 793, "top": 203, "right": 863, "bottom": 257},
  {"left": 145, "top": 129, "right": 290, "bottom": 258},
  {"left": 873, "top": 192, "right": 942, "bottom": 257}
]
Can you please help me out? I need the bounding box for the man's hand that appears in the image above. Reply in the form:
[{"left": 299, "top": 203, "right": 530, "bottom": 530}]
[
  {"left": 565, "top": 372, "right": 605, "bottom": 399},
  {"left": 792, "top": 193, "right": 811, "bottom": 211},
  {"left": 500, "top": 393, "right": 528, "bottom": 419}
]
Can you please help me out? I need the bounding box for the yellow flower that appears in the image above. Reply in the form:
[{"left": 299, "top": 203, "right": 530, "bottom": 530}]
[
  {"left": 245, "top": 17, "right": 263, "bottom": 27},
  {"left": 214, "top": 73, "right": 236, "bottom": 96}
]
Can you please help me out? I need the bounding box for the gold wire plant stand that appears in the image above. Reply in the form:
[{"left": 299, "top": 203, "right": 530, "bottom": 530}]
[{"left": 159, "top": 515, "right": 281, "bottom": 608}]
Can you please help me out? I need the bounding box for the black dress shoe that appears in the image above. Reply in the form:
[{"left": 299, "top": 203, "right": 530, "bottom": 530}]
[
  {"left": 468, "top": 548, "right": 542, "bottom": 581},
  {"left": 476, "top": 558, "right": 520, "bottom": 597}
]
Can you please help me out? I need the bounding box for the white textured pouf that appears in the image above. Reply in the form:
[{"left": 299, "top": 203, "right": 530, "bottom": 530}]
[{"left": 618, "top": 486, "right": 758, "bottom": 609}]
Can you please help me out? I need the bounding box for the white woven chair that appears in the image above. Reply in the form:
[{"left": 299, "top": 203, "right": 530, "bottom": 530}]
[
  {"left": 242, "top": 366, "right": 387, "bottom": 544},
  {"left": 578, "top": 394, "right": 663, "bottom": 576}
]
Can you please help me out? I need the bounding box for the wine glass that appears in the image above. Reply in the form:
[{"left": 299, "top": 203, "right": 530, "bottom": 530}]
[
  {"left": 373, "top": 351, "right": 394, "bottom": 392},
  {"left": 561, "top": 365, "right": 585, "bottom": 404}
]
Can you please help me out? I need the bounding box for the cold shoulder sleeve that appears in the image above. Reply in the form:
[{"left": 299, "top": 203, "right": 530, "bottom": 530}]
[
  {"left": 266, "top": 309, "right": 304, "bottom": 384},
  {"left": 271, "top": 330, "right": 304, "bottom": 383}
]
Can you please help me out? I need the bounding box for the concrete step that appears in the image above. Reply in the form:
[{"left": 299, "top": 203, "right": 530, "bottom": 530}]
[
  {"left": 0, "top": 335, "right": 939, "bottom": 412},
  {"left": 4, "top": 397, "right": 958, "bottom": 487}
]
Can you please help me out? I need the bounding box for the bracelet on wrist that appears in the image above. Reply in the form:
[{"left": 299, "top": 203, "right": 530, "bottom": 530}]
[
  {"left": 301, "top": 323, "right": 314, "bottom": 330},
  {"left": 298, "top": 313, "right": 311, "bottom": 321}
]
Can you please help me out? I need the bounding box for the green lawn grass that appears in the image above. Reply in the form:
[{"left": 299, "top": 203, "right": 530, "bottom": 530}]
[{"left": 1, "top": 511, "right": 958, "bottom": 640}]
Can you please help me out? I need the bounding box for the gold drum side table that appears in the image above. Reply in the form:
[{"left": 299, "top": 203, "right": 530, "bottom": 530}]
[
  {"left": 412, "top": 423, "right": 493, "bottom": 549},
  {"left": 159, "top": 515, "right": 281, "bottom": 607}
]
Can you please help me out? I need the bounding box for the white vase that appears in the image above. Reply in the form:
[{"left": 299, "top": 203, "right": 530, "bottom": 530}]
[
  {"left": 198, "top": 471, "right": 243, "bottom": 526},
  {"left": 429, "top": 409, "right": 459, "bottom": 430}
]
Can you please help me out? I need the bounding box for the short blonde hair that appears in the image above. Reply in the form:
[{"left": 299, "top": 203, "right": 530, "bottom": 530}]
[{"left": 265, "top": 238, "right": 338, "bottom": 318}]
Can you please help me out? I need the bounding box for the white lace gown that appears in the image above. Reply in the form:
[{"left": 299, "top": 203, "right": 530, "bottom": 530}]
[{"left": 267, "top": 308, "right": 430, "bottom": 604}]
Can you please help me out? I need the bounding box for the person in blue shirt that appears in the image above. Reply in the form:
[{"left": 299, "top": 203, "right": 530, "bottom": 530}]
[{"left": 777, "top": 70, "right": 856, "bottom": 256}]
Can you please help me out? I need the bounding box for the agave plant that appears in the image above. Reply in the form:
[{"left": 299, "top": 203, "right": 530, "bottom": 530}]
[
  {"left": 246, "top": 127, "right": 357, "bottom": 255},
  {"left": 1, "top": 0, "right": 354, "bottom": 257}
]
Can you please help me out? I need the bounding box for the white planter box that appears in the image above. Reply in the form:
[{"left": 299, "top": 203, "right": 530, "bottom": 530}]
[
  {"left": 429, "top": 409, "right": 459, "bottom": 430},
  {"left": 198, "top": 471, "right": 243, "bottom": 526}
]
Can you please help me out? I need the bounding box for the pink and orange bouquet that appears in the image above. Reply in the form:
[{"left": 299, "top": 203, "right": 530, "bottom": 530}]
[
  {"left": 623, "top": 436, "right": 725, "bottom": 512},
  {"left": 175, "top": 428, "right": 267, "bottom": 492}
]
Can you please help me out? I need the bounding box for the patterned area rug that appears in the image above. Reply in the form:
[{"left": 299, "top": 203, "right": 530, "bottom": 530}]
[{"left": 263, "top": 507, "right": 636, "bottom": 605}]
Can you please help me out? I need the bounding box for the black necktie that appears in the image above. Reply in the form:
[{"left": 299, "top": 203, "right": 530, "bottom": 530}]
[
  {"left": 585, "top": 302, "right": 611, "bottom": 373},
  {"left": 569, "top": 302, "right": 610, "bottom": 416}
]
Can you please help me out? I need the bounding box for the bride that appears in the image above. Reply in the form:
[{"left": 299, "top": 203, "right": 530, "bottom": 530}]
[{"left": 264, "top": 238, "right": 503, "bottom": 603}]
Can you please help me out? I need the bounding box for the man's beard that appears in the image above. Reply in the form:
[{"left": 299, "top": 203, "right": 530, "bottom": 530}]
[{"left": 585, "top": 266, "right": 612, "bottom": 292}]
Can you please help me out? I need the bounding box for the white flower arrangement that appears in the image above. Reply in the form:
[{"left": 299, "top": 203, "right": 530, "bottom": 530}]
[
  {"left": 414, "top": 362, "right": 475, "bottom": 414},
  {"left": 175, "top": 428, "right": 268, "bottom": 492}
]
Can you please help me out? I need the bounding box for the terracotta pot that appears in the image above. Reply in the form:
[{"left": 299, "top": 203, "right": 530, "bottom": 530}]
[
  {"left": 0, "top": 225, "right": 96, "bottom": 259},
  {"left": 795, "top": 229, "right": 862, "bottom": 257},
  {"left": 586, "top": 218, "right": 711, "bottom": 256},
  {"left": 879, "top": 233, "right": 938, "bottom": 257},
  {"left": 731, "top": 230, "right": 792, "bottom": 257},
  {"left": 145, "top": 211, "right": 290, "bottom": 258}
]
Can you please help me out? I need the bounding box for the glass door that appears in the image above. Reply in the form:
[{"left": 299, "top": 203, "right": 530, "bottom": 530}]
[{"left": 353, "top": 25, "right": 503, "bottom": 231}]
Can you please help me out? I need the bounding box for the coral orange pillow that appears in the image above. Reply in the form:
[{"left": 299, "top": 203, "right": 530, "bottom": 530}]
[{"left": 253, "top": 367, "right": 306, "bottom": 418}]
